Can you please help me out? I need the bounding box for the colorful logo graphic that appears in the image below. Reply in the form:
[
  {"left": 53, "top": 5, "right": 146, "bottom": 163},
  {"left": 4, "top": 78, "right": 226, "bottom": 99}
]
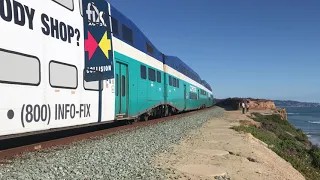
[
  {"left": 82, "top": 0, "right": 114, "bottom": 82},
  {"left": 85, "top": 31, "right": 111, "bottom": 60}
]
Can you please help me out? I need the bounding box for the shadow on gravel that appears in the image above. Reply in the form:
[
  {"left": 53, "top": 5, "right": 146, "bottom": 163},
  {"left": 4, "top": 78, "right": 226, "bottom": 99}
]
[
  {"left": 216, "top": 105, "right": 237, "bottom": 111},
  {"left": 214, "top": 103, "right": 238, "bottom": 111}
]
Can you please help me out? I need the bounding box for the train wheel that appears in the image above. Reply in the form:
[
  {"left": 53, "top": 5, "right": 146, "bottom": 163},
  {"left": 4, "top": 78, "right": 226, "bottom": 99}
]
[
  {"left": 144, "top": 114, "right": 149, "bottom": 121},
  {"left": 133, "top": 117, "right": 139, "bottom": 123},
  {"left": 126, "top": 120, "right": 133, "bottom": 125}
]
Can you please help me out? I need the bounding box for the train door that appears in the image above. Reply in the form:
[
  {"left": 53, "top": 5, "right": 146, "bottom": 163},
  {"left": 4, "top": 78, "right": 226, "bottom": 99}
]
[
  {"left": 184, "top": 84, "right": 187, "bottom": 110},
  {"left": 197, "top": 89, "right": 200, "bottom": 99},
  {"left": 197, "top": 89, "right": 200, "bottom": 108},
  {"left": 163, "top": 73, "right": 168, "bottom": 103},
  {"left": 115, "top": 61, "right": 129, "bottom": 117}
]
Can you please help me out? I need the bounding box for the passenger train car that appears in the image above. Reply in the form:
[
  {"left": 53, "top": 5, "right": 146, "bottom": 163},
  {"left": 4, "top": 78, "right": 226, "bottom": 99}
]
[{"left": 0, "top": 0, "right": 213, "bottom": 138}]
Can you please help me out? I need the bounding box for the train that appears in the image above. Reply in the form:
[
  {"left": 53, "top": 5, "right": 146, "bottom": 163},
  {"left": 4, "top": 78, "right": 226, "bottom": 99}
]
[{"left": 0, "top": 0, "right": 214, "bottom": 138}]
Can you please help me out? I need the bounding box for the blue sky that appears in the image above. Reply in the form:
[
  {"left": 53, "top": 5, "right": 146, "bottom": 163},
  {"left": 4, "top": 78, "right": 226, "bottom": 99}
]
[{"left": 108, "top": 0, "right": 320, "bottom": 102}]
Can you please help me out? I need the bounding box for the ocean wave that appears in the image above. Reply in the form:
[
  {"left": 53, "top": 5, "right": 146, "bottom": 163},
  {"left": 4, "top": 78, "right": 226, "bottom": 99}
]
[
  {"left": 309, "top": 137, "right": 320, "bottom": 147},
  {"left": 306, "top": 132, "right": 320, "bottom": 136},
  {"left": 287, "top": 113, "right": 299, "bottom": 115},
  {"left": 308, "top": 121, "right": 320, "bottom": 124}
]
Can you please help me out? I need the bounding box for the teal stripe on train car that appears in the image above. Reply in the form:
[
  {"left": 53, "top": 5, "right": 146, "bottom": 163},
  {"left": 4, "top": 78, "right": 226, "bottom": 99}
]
[{"left": 114, "top": 51, "right": 165, "bottom": 117}]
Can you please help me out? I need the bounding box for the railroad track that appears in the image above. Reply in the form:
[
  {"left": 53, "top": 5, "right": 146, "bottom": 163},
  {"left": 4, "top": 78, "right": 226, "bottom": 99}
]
[{"left": 0, "top": 107, "right": 213, "bottom": 162}]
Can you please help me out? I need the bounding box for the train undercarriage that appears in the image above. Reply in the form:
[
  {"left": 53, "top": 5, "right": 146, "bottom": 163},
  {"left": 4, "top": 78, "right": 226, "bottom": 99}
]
[{"left": 124, "top": 103, "right": 209, "bottom": 125}]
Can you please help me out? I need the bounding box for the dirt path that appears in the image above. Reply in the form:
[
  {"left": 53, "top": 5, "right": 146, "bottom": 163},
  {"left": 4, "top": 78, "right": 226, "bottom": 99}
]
[{"left": 154, "top": 108, "right": 305, "bottom": 180}]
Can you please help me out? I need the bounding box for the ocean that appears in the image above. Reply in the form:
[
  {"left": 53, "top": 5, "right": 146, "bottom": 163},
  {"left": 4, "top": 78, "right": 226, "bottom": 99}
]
[{"left": 284, "top": 107, "right": 320, "bottom": 146}]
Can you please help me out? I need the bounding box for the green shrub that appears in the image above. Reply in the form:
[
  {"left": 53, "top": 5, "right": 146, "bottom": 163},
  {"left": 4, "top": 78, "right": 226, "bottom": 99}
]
[
  {"left": 278, "top": 132, "right": 296, "bottom": 141},
  {"left": 232, "top": 125, "right": 278, "bottom": 148},
  {"left": 252, "top": 113, "right": 295, "bottom": 128},
  {"left": 296, "top": 129, "right": 309, "bottom": 141},
  {"left": 262, "top": 122, "right": 281, "bottom": 133},
  {"left": 309, "top": 145, "right": 320, "bottom": 168},
  {"left": 297, "top": 128, "right": 304, "bottom": 134}
]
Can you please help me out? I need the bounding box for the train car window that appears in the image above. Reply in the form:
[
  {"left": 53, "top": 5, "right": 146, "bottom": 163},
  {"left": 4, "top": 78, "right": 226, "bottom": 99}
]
[
  {"left": 79, "top": 0, "right": 82, "bottom": 15},
  {"left": 169, "top": 76, "right": 172, "bottom": 86},
  {"left": 173, "top": 78, "right": 176, "bottom": 87},
  {"left": 0, "top": 49, "right": 40, "bottom": 86},
  {"left": 52, "top": 0, "right": 74, "bottom": 11},
  {"left": 140, "top": 65, "right": 146, "bottom": 79},
  {"left": 84, "top": 79, "right": 103, "bottom": 91},
  {"left": 122, "top": 75, "right": 125, "bottom": 96},
  {"left": 111, "top": 17, "right": 119, "bottom": 36},
  {"left": 146, "top": 43, "right": 154, "bottom": 55},
  {"left": 177, "top": 79, "right": 179, "bottom": 88},
  {"left": 49, "top": 61, "right": 78, "bottom": 89},
  {"left": 148, "top": 68, "right": 156, "bottom": 81},
  {"left": 122, "top": 24, "right": 133, "bottom": 44},
  {"left": 157, "top": 71, "right": 161, "bottom": 83},
  {"left": 189, "top": 92, "right": 197, "bottom": 99}
]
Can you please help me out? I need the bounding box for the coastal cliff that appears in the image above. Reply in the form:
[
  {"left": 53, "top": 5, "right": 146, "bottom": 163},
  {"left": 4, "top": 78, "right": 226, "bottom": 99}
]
[
  {"left": 215, "top": 97, "right": 289, "bottom": 120},
  {"left": 215, "top": 97, "right": 276, "bottom": 110},
  {"left": 155, "top": 107, "right": 309, "bottom": 180},
  {"left": 153, "top": 99, "right": 320, "bottom": 179},
  {"left": 247, "top": 99, "right": 276, "bottom": 110},
  {"left": 154, "top": 98, "right": 319, "bottom": 179},
  {"left": 273, "top": 108, "right": 288, "bottom": 120},
  {"left": 232, "top": 108, "right": 320, "bottom": 180}
]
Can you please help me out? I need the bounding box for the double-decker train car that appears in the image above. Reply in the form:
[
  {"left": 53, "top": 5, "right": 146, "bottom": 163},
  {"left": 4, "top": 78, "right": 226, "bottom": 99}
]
[{"left": 0, "top": 0, "right": 213, "bottom": 138}]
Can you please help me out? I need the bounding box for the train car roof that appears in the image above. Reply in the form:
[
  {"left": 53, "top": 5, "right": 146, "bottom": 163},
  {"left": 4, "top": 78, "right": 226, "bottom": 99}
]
[
  {"left": 109, "top": 4, "right": 164, "bottom": 63},
  {"left": 109, "top": 3, "right": 211, "bottom": 91},
  {"left": 164, "top": 55, "right": 202, "bottom": 84},
  {"left": 201, "top": 80, "right": 212, "bottom": 91}
]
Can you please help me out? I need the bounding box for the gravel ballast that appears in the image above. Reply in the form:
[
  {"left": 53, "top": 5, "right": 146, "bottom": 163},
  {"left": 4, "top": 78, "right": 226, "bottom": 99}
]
[{"left": 0, "top": 107, "right": 224, "bottom": 180}]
